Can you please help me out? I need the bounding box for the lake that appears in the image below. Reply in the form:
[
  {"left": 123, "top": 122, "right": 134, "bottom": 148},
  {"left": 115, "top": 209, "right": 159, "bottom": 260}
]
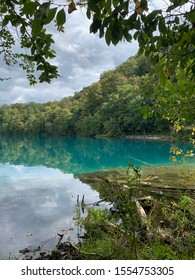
[{"left": 0, "top": 135, "right": 192, "bottom": 259}]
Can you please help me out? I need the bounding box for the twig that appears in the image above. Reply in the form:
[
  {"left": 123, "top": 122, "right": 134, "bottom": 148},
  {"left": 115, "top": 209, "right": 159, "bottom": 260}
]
[{"left": 57, "top": 233, "right": 64, "bottom": 247}]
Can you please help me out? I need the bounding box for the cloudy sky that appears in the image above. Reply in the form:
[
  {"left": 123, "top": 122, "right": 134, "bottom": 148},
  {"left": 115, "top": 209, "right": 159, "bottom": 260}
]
[
  {"left": 0, "top": 6, "right": 139, "bottom": 105},
  {"left": 0, "top": 0, "right": 175, "bottom": 105}
]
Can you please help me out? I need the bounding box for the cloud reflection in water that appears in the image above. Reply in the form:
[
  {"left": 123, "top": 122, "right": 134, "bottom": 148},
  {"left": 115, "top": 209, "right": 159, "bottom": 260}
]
[{"left": 0, "top": 164, "right": 99, "bottom": 259}]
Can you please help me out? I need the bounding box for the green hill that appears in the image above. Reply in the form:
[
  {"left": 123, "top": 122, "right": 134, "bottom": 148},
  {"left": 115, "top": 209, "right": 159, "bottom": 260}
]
[{"left": 0, "top": 55, "right": 170, "bottom": 137}]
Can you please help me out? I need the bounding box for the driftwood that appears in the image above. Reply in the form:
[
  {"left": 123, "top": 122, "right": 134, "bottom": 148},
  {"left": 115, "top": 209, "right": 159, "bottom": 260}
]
[
  {"left": 77, "top": 195, "right": 107, "bottom": 213},
  {"left": 132, "top": 198, "right": 148, "bottom": 229},
  {"left": 77, "top": 193, "right": 152, "bottom": 228},
  {"left": 57, "top": 233, "right": 64, "bottom": 247}
]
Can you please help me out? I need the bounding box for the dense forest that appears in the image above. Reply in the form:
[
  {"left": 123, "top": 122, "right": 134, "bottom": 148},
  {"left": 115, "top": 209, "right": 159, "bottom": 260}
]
[{"left": 0, "top": 55, "right": 170, "bottom": 137}]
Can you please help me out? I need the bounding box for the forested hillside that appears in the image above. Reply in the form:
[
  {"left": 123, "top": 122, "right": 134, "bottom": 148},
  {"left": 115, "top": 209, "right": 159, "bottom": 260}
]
[{"left": 0, "top": 55, "right": 170, "bottom": 137}]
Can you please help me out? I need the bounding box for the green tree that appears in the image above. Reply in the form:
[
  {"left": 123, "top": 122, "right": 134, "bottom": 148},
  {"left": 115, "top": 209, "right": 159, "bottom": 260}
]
[
  {"left": 0, "top": 55, "right": 172, "bottom": 137},
  {"left": 0, "top": 1, "right": 194, "bottom": 83}
]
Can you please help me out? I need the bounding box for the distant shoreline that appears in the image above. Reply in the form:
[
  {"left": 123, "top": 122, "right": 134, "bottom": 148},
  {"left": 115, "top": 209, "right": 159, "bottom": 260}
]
[{"left": 126, "top": 134, "right": 174, "bottom": 141}]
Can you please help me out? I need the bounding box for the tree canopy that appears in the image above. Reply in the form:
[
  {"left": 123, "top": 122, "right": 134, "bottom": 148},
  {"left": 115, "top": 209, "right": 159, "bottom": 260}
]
[
  {"left": 0, "top": 55, "right": 171, "bottom": 137},
  {"left": 0, "top": 0, "right": 194, "bottom": 84}
]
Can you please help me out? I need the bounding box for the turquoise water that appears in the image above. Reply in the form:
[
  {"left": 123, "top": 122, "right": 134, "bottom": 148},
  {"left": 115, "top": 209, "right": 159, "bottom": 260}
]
[
  {"left": 0, "top": 135, "right": 180, "bottom": 173},
  {"left": 0, "top": 135, "right": 193, "bottom": 259}
]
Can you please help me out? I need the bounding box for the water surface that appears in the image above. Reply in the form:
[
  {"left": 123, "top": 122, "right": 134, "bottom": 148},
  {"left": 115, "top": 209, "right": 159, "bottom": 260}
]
[
  {"left": 0, "top": 135, "right": 191, "bottom": 259},
  {"left": 0, "top": 135, "right": 178, "bottom": 173},
  {"left": 0, "top": 164, "right": 100, "bottom": 259}
]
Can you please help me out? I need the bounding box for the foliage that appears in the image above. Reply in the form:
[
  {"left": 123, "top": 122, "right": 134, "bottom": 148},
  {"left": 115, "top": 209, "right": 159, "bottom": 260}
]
[
  {"left": 76, "top": 208, "right": 117, "bottom": 258},
  {"left": 0, "top": 1, "right": 194, "bottom": 85},
  {"left": 0, "top": 55, "right": 170, "bottom": 137},
  {"left": 76, "top": 207, "right": 139, "bottom": 259},
  {"left": 145, "top": 64, "right": 195, "bottom": 149},
  {"left": 88, "top": 0, "right": 194, "bottom": 84},
  {"left": 0, "top": 0, "right": 60, "bottom": 84},
  {"left": 160, "top": 196, "right": 195, "bottom": 259},
  {"left": 74, "top": 165, "right": 195, "bottom": 260}
]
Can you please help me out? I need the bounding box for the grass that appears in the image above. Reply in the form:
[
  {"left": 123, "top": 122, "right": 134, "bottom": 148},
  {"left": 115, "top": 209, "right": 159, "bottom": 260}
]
[
  {"left": 74, "top": 163, "right": 195, "bottom": 260},
  {"left": 35, "top": 163, "right": 195, "bottom": 260}
]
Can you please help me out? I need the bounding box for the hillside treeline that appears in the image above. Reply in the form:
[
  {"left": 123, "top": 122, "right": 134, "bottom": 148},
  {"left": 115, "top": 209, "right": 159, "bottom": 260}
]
[{"left": 0, "top": 56, "right": 170, "bottom": 137}]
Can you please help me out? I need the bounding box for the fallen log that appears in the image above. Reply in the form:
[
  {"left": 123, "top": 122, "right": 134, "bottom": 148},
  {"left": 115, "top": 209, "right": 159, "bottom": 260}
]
[{"left": 133, "top": 199, "right": 148, "bottom": 229}]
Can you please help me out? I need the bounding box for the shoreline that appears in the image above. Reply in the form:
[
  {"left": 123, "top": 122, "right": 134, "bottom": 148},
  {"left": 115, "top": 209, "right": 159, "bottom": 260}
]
[
  {"left": 125, "top": 134, "right": 174, "bottom": 141},
  {"left": 15, "top": 164, "right": 195, "bottom": 260}
]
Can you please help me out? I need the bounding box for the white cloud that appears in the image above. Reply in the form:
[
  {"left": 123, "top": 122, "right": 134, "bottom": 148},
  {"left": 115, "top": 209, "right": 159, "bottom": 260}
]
[
  {"left": 0, "top": 5, "right": 138, "bottom": 105},
  {"left": 149, "top": 0, "right": 169, "bottom": 11}
]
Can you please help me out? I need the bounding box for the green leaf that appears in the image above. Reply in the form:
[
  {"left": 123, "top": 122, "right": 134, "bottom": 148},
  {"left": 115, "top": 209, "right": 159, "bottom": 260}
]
[
  {"left": 166, "top": 4, "right": 175, "bottom": 12},
  {"left": 113, "top": 0, "right": 119, "bottom": 8},
  {"left": 20, "top": 25, "right": 26, "bottom": 35},
  {"left": 123, "top": 30, "right": 132, "bottom": 42},
  {"left": 127, "top": 12, "right": 137, "bottom": 29},
  {"left": 133, "top": 31, "right": 139, "bottom": 40},
  {"left": 105, "top": 0, "right": 112, "bottom": 13},
  {"left": 56, "top": 8, "right": 66, "bottom": 30},
  {"left": 32, "top": 19, "right": 43, "bottom": 36},
  {"left": 2, "top": 15, "right": 10, "bottom": 27},
  {"left": 0, "top": 5, "right": 7, "bottom": 13},
  {"left": 186, "top": 10, "right": 195, "bottom": 24},
  {"left": 90, "top": 18, "right": 102, "bottom": 34},
  {"left": 145, "top": 10, "right": 162, "bottom": 24},
  {"left": 86, "top": 8, "right": 91, "bottom": 19},
  {"left": 134, "top": 17, "right": 141, "bottom": 30},
  {"left": 140, "top": 0, "right": 148, "bottom": 11},
  {"left": 141, "top": 108, "right": 149, "bottom": 120},
  {"left": 103, "top": 16, "right": 111, "bottom": 28},
  {"left": 43, "top": 7, "right": 57, "bottom": 25},
  {"left": 159, "top": 71, "right": 167, "bottom": 86},
  {"left": 122, "top": 0, "right": 130, "bottom": 13},
  {"left": 175, "top": 16, "right": 180, "bottom": 25},
  {"left": 159, "top": 19, "right": 167, "bottom": 33},
  {"left": 23, "top": 2, "right": 39, "bottom": 17},
  {"left": 88, "top": 1, "right": 100, "bottom": 13},
  {"left": 105, "top": 28, "right": 112, "bottom": 45},
  {"left": 111, "top": 23, "right": 122, "bottom": 45},
  {"left": 99, "top": 26, "right": 104, "bottom": 38}
]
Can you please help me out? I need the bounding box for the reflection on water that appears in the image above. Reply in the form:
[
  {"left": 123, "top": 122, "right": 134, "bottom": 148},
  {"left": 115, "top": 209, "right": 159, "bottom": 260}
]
[
  {"left": 0, "top": 135, "right": 179, "bottom": 173},
  {"left": 0, "top": 164, "right": 99, "bottom": 259},
  {"left": 0, "top": 135, "right": 192, "bottom": 259}
]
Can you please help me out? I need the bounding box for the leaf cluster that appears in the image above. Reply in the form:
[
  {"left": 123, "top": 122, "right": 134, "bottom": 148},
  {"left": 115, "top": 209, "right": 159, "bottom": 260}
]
[
  {"left": 1, "top": 1, "right": 194, "bottom": 86},
  {"left": 0, "top": 0, "right": 68, "bottom": 83}
]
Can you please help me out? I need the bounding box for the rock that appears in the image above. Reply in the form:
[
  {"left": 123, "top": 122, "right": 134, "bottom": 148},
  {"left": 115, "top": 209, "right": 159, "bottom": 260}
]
[{"left": 19, "top": 248, "right": 29, "bottom": 254}]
